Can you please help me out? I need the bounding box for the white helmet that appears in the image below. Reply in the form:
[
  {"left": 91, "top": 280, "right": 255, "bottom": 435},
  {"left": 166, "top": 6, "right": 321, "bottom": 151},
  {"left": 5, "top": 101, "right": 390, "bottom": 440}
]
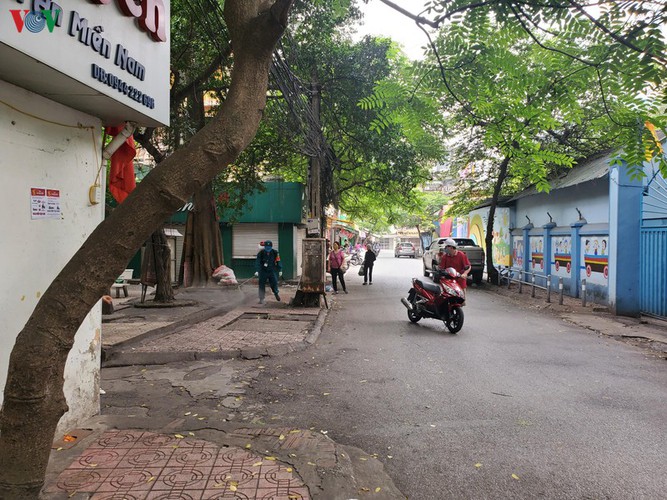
[{"left": 444, "top": 238, "right": 457, "bottom": 248}]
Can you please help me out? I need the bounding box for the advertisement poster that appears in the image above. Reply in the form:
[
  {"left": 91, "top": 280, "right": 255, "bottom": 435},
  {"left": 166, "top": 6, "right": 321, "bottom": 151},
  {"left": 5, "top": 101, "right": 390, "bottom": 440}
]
[{"left": 31, "top": 187, "right": 61, "bottom": 220}]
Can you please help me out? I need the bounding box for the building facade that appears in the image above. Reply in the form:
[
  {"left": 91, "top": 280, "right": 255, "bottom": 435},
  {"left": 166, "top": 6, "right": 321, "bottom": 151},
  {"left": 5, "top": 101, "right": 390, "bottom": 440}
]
[{"left": 0, "top": 0, "right": 170, "bottom": 433}]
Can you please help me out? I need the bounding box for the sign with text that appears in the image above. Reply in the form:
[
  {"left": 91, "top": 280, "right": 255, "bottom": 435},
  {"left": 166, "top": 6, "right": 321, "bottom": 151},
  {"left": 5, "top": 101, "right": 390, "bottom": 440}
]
[
  {"left": 1, "top": 0, "right": 170, "bottom": 126},
  {"left": 31, "top": 187, "right": 61, "bottom": 219}
]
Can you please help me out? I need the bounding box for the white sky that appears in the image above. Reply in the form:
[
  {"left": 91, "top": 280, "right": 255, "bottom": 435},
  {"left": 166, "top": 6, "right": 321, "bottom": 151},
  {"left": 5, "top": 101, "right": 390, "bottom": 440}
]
[{"left": 356, "top": 0, "right": 431, "bottom": 60}]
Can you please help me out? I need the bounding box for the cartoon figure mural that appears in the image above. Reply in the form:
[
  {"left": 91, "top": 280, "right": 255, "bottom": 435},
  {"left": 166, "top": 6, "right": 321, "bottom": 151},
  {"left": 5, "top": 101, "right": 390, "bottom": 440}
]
[
  {"left": 491, "top": 208, "right": 511, "bottom": 267},
  {"left": 469, "top": 213, "right": 485, "bottom": 247},
  {"left": 581, "top": 235, "right": 609, "bottom": 284},
  {"left": 530, "top": 236, "right": 544, "bottom": 270},
  {"left": 464, "top": 207, "right": 511, "bottom": 267},
  {"left": 552, "top": 236, "right": 572, "bottom": 276},
  {"left": 512, "top": 237, "right": 524, "bottom": 268}
]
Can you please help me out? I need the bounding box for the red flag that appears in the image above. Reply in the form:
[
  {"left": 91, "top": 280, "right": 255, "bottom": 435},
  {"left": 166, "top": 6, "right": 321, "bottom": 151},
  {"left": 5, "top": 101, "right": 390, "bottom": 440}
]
[{"left": 106, "top": 125, "right": 136, "bottom": 203}]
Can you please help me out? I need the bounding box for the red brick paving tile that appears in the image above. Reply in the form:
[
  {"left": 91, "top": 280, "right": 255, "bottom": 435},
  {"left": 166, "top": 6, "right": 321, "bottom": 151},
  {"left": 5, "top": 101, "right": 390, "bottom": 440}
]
[
  {"left": 166, "top": 448, "right": 218, "bottom": 468},
  {"left": 200, "top": 487, "right": 249, "bottom": 499},
  {"left": 152, "top": 466, "right": 212, "bottom": 490},
  {"left": 95, "top": 467, "right": 162, "bottom": 492},
  {"left": 46, "top": 467, "right": 114, "bottom": 493},
  {"left": 143, "top": 492, "right": 202, "bottom": 500},
  {"left": 90, "top": 430, "right": 147, "bottom": 449},
  {"left": 70, "top": 448, "right": 130, "bottom": 469},
  {"left": 92, "top": 492, "right": 150, "bottom": 500},
  {"left": 140, "top": 433, "right": 183, "bottom": 448},
  {"left": 208, "top": 466, "right": 260, "bottom": 489},
  {"left": 253, "top": 487, "right": 310, "bottom": 499},
  {"left": 117, "top": 448, "right": 173, "bottom": 468},
  {"left": 213, "top": 448, "right": 258, "bottom": 467}
]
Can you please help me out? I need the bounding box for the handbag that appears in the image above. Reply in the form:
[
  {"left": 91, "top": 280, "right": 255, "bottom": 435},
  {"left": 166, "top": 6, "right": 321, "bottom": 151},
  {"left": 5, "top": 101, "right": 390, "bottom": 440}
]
[
  {"left": 340, "top": 259, "right": 348, "bottom": 273},
  {"left": 358, "top": 264, "right": 365, "bottom": 276}
]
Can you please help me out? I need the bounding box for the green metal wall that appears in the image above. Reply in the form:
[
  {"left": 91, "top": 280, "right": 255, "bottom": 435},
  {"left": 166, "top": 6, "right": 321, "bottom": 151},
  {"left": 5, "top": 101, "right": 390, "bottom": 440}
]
[{"left": 224, "top": 182, "right": 304, "bottom": 223}]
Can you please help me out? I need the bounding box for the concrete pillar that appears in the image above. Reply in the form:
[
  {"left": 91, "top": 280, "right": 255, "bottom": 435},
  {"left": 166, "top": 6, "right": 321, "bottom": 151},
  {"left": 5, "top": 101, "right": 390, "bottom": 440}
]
[
  {"left": 543, "top": 222, "right": 557, "bottom": 279},
  {"left": 570, "top": 220, "right": 586, "bottom": 298},
  {"left": 522, "top": 223, "right": 533, "bottom": 274},
  {"left": 608, "top": 162, "right": 643, "bottom": 316}
]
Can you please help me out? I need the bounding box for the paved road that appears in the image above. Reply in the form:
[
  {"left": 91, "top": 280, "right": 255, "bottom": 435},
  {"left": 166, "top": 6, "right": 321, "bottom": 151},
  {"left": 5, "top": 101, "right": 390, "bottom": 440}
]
[{"left": 243, "top": 253, "right": 667, "bottom": 499}]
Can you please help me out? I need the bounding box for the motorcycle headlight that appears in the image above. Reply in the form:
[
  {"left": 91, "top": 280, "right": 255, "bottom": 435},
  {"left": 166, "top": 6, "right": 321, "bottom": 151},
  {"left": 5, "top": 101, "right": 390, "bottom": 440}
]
[{"left": 442, "top": 284, "right": 458, "bottom": 296}]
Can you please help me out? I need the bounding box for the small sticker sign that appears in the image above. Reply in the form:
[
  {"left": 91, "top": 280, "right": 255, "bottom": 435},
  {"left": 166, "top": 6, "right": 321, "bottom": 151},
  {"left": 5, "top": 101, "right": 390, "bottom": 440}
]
[{"left": 31, "top": 187, "right": 61, "bottom": 220}]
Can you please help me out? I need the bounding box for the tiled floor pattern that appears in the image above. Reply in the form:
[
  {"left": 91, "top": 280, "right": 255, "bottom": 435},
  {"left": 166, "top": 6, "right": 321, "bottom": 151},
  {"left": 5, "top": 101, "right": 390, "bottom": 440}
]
[
  {"left": 133, "top": 309, "right": 319, "bottom": 353},
  {"left": 46, "top": 430, "right": 310, "bottom": 499}
]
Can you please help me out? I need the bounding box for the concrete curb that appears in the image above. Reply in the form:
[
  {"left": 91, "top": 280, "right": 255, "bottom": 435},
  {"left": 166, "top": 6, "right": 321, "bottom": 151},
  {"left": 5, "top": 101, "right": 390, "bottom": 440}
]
[{"left": 305, "top": 303, "right": 330, "bottom": 345}]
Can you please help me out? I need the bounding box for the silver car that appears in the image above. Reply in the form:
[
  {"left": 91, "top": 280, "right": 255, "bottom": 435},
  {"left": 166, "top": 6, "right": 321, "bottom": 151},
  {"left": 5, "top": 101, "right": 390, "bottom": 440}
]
[{"left": 394, "top": 242, "right": 417, "bottom": 258}]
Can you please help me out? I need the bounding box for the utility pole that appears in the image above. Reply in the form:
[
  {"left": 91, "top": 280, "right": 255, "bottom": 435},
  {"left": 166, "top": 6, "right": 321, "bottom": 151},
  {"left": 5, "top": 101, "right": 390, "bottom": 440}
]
[
  {"left": 294, "top": 81, "right": 328, "bottom": 308},
  {"left": 307, "top": 81, "right": 323, "bottom": 233}
]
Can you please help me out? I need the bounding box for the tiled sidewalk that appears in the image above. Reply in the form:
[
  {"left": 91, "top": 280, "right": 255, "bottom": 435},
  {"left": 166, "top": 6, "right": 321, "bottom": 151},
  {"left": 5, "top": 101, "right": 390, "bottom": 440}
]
[{"left": 45, "top": 430, "right": 310, "bottom": 499}]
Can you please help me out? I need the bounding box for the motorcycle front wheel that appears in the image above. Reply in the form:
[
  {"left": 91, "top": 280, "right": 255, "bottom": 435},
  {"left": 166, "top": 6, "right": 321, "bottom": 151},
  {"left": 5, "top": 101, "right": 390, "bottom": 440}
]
[{"left": 444, "top": 306, "right": 464, "bottom": 333}]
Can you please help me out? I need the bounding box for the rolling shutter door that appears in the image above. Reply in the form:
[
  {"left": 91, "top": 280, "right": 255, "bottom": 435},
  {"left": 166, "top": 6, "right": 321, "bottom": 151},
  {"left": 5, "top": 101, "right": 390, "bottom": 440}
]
[{"left": 233, "top": 223, "right": 279, "bottom": 258}]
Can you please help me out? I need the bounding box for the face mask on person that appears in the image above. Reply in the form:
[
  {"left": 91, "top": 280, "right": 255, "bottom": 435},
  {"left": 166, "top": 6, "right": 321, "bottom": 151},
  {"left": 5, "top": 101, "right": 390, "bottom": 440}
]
[{"left": 264, "top": 245, "right": 272, "bottom": 252}]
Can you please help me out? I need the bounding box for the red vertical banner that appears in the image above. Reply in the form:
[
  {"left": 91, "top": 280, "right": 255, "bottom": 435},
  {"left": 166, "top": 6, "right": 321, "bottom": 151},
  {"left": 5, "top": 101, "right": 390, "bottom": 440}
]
[{"left": 106, "top": 125, "right": 136, "bottom": 203}]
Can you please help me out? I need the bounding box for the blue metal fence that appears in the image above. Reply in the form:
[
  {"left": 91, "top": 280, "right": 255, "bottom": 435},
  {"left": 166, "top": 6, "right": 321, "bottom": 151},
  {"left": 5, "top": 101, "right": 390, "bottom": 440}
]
[
  {"left": 640, "top": 167, "right": 667, "bottom": 318},
  {"left": 640, "top": 225, "right": 667, "bottom": 317}
]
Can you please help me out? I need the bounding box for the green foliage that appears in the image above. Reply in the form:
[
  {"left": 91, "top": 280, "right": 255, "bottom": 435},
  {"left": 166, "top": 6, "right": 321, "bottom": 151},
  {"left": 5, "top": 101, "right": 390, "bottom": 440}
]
[
  {"left": 418, "top": 0, "right": 667, "bottom": 179},
  {"left": 241, "top": 18, "right": 445, "bottom": 222}
]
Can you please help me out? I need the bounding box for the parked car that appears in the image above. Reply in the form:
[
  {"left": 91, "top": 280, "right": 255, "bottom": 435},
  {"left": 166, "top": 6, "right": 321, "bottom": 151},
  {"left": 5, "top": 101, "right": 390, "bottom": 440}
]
[
  {"left": 422, "top": 237, "right": 485, "bottom": 284},
  {"left": 395, "top": 242, "right": 417, "bottom": 258}
]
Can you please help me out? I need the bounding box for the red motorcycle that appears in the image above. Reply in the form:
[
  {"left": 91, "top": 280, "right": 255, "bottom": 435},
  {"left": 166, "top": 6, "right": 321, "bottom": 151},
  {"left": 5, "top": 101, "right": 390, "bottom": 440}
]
[{"left": 400, "top": 267, "right": 465, "bottom": 333}]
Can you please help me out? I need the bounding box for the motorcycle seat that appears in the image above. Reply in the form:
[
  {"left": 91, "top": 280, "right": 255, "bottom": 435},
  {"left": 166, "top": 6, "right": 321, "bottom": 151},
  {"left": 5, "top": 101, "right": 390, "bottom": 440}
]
[{"left": 415, "top": 279, "right": 441, "bottom": 294}]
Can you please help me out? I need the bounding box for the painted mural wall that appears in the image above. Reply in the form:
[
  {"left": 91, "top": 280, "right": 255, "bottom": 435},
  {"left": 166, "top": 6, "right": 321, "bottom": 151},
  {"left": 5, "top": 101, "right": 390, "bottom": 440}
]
[
  {"left": 582, "top": 235, "right": 609, "bottom": 284},
  {"left": 512, "top": 236, "right": 524, "bottom": 269},
  {"left": 456, "top": 207, "right": 511, "bottom": 266},
  {"left": 529, "top": 236, "right": 544, "bottom": 272},
  {"left": 552, "top": 235, "right": 572, "bottom": 277}
]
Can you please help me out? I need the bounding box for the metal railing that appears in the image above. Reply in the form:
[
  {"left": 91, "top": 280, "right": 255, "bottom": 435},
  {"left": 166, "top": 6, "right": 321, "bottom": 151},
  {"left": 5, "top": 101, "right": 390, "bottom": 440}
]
[{"left": 498, "top": 266, "right": 588, "bottom": 306}]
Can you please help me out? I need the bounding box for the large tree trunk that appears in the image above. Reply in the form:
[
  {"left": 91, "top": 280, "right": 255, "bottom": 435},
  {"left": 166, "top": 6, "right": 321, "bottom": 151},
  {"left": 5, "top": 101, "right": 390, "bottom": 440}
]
[
  {"left": 0, "top": 1, "right": 293, "bottom": 497},
  {"left": 152, "top": 229, "right": 175, "bottom": 302},
  {"left": 485, "top": 155, "right": 510, "bottom": 285},
  {"left": 180, "top": 182, "right": 224, "bottom": 287}
]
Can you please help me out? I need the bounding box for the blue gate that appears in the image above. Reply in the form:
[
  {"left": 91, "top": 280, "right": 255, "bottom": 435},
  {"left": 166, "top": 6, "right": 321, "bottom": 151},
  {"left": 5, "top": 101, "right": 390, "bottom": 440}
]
[{"left": 640, "top": 169, "right": 667, "bottom": 318}]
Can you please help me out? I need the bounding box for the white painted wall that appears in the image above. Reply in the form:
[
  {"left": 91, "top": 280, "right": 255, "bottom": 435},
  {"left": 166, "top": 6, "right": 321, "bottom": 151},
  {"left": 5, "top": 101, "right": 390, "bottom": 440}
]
[
  {"left": 514, "top": 179, "right": 609, "bottom": 227},
  {"left": 0, "top": 79, "right": 104, "bottom": 434}
]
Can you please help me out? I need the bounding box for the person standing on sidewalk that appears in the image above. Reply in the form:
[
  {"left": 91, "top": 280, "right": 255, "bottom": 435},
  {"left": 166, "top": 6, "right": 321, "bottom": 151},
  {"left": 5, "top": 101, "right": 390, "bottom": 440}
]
[
  {"left": 328, "top": 242, "right": 348, "bottom": 294},
  {"left": 255, "top": 240, "right": 282, "bottom": 304},
  {"left": 362, "top": 243, "right": 376, "bottom": 285}
]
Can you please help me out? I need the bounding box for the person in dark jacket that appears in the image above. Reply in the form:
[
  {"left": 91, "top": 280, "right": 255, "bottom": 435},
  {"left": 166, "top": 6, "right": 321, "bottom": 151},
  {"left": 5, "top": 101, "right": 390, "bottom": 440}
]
[
  {"left": 255, "top": 240, "right": 282, "bottom": 304},
  {"left": 362, "top": 243, "right": 376, "bottom": 285}
]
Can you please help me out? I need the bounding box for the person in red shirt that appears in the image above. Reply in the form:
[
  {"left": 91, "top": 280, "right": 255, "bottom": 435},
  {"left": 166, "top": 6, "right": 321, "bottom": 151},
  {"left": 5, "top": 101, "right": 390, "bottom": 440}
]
[{"left": 438, "top": 238, "right": 471, "bottom": 294}]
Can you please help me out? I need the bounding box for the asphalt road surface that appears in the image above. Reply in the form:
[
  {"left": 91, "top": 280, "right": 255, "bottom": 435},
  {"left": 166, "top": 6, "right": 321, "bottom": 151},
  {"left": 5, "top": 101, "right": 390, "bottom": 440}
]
[{"left": 244, "top": 253, "right": 667, "bottom": 499}]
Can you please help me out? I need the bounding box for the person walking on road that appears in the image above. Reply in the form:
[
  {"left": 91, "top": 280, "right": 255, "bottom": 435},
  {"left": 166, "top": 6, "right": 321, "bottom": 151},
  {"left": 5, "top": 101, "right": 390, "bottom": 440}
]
[
  {"left": 255, "top": 240, "right": 282, "bottom": 304},
  {"left": 328, "top": 242, "right": 348, "bottom": 294},
  {"left": 362, "top": 243, "right": 376, "bottom": 285}
]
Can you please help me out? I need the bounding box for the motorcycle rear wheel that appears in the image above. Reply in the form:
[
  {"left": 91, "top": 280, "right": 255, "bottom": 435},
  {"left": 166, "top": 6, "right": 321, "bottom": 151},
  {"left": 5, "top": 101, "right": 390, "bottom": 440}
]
[
  {"left": 444, "top": 306, "right": 464, "bottom": 333},
  {"left": 407, "top": 290, "right": 421, "bottom": 323},
  {"left": 407, "top": 304, "right": 421, "bottom": 323}
]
